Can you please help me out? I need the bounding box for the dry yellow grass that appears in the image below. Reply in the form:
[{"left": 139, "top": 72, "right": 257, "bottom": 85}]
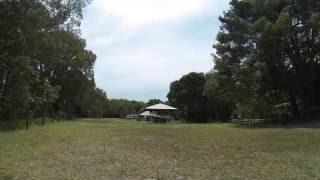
[{"left": 1, "top": 118, "right": 320, "bottom": 179}]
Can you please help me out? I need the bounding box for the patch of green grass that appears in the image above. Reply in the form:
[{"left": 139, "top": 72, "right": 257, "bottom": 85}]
[{"left": 1, "top": 119, "right": 320, "bottom": 179}]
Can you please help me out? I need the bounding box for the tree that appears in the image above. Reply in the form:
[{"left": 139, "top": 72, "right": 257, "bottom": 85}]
[
  {"left": 167, "top": 72, "right": 208, "bottom": 122},
  {"left": 213, "top": 0, "right": 320, "bottom": 120},
  {"left": 203, "top": 72, "right": 234, "bottom": 121},
  {"left": 0, "top": 0, "right": 105, "bottom": 127},
  {"left": 105, "top": 99, "right": 145, "bottom": 118},
  {"left": 145, "top": 99, "right": 163, "bottom": 107}
]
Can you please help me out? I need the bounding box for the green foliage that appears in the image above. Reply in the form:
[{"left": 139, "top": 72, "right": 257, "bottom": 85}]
[
  {"left": 203, "top": 72, "right": 234, "bottom": 121},
  {"left": 0, "top": 0, "right": 107, "bottom": 124},
  {"left": 145, "top": 99, "right": 163, "bottom": 107},
  {"left": 167, "top": 72, "right": 231, "bottom": 122},
  {"left": 212, "top": 0, "right": 320, "bottom": 120},
  {"left": 105, "top": 99, "right": 145, "bottom": 118}
]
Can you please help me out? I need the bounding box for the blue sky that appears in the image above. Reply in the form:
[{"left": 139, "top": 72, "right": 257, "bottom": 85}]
[{"left": 81, "top": 0, "right": 230, "bottom": 101}]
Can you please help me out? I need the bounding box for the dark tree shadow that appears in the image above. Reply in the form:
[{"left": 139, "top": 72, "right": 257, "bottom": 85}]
[{"left": 231, "top": 120, "right": 320, "bottom": 129}]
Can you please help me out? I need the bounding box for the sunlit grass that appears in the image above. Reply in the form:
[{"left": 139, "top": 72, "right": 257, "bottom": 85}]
[{"left": 1, "top": 119, "right": 320, "bottom": 179}]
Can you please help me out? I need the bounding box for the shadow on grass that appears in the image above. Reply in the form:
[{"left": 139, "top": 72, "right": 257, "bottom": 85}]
[
  {"left": 231, "top": 121, "right": 320, "bottom": 129},
  {"left": 0, "top": 121, "right": 24, "bottom": 132},
  {"left": 74, "top": 119, "right": 224, "bottom": 126},
  {"left": 75, "top": 118, "right": 130, "bottom": 124},
  {"left": 0, "top": 118, "right": 57, "bottom": 132}
]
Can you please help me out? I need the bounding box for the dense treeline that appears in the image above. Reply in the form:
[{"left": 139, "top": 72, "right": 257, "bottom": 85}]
[
  {"left": 167, "top": 72, "right": 232, "bottom": 122},
  {"left": 0, "top": 0, "right": 108, "bottom": 125},
  {"left": 145, "top": 99, "right": 163, "bottom": 107},
  {"left": 2, "top": 0, "right": 320, "bottom": 125},
  {"left": 169, "top": 0, "right": 320, "bottom": 122},
  {"left": 104, "top": 99, "right": 165, "bottom": 118},
  {"left": 104, "top": 99, "right": 145, "bottom": 118},
  {"left": 214, "top": 0, "right": 320, "bottom": 121}
]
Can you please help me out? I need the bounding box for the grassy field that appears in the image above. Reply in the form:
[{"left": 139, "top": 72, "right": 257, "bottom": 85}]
[{"left": 1, "top": 119, "right": 320, "bottom": 179}]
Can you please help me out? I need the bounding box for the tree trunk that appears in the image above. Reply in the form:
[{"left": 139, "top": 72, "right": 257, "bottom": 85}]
[
  {"left": 42, "top": 116, "right": 44, "bottom": 126},
  {"left": 26, "top": 115, "right": 29, "bottom": 130},
  {"left": 301, "top": 91, "right": 312, "bottom": 120},
  {"left": 289, "top": 93, "right": 300, "bottom": 119},
  {"left": 52, "top": 111, "right": 54, "bottom": 123}
]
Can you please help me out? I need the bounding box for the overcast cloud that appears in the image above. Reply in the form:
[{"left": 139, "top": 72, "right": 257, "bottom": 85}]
[{"left": 81, "top": 0, "right": 230, "bottom": 101}]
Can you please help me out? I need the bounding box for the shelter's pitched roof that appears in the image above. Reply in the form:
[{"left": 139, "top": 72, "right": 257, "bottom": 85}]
[
  {"left": 145, "top": 103, "right": 177, "bottom": 110},
  {"left": 139, "top": 111, "right": 160, "bottom": 117},
  {"left": 140, "top": 111, "right": 151, "bottom": 116}
]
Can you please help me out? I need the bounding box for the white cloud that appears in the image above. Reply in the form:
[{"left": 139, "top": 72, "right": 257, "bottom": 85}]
[
  {"left": 93, "top": 0, "right": 207, "bottom": 28},
  {"left": 93, "top": 40, "right": 213, "bottom": 100},
  {"left": 81, "top": 0, "right": 230, "bottom": 100}
]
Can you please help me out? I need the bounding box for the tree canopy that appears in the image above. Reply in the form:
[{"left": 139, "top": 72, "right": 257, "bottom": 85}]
[
  {"left": 167, "top": 0, "right": 320, "bottom": 122},
  {"left": 0, "top": 0, "right": 107, "bottom": 124},
  {"left": 167, "top": 72, "right": 232, "bottom": 122},
  {"left": 211, "top": 0, "right": 320, "bottom": 120},
  {"left": 3, "top": 0, "right": 320, "bottom": 125}
]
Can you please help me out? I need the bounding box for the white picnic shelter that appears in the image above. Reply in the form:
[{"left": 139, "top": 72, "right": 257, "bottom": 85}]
[{"left": 142, "top": 103, "right": 178, "bottom": 123}]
